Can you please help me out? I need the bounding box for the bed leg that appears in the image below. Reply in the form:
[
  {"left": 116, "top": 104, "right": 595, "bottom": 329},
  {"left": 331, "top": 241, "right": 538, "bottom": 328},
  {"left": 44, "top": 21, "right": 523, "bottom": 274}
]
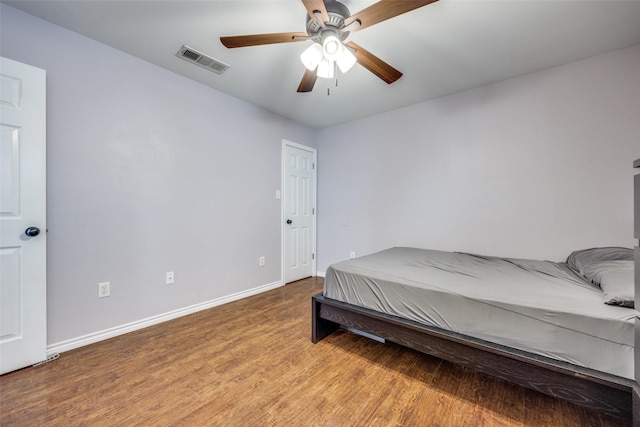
[
  {"left": 312, "top": 294, "right": 339, "bottom": 343},
  {"left": 633, "top": 386, "right": 640, "bottom": 426}
]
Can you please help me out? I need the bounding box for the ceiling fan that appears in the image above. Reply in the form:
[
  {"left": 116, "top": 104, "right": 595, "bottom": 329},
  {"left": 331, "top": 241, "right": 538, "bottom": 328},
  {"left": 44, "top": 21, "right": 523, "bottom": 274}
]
[{"left": 220, "top": 0, "right": 439, "bottom": 93}]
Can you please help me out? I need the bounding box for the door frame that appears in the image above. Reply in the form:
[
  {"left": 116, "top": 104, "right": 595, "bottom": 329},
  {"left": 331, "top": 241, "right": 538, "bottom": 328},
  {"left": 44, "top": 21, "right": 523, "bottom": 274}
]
[{"left": 281, "top": 139, "right": 317, "bottom": 284}]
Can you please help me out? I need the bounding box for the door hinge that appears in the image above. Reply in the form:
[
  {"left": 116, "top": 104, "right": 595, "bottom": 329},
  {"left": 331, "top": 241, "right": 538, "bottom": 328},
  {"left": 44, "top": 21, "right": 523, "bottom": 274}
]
[
  {"left": 312, "top": 208, "right": 315, "bottom": 215},
  {"left": 313, "top": 163, "right": 315, "bottom": 170},
  {"left": 312, "top": 253, "right": 315, "bottom": 260}
]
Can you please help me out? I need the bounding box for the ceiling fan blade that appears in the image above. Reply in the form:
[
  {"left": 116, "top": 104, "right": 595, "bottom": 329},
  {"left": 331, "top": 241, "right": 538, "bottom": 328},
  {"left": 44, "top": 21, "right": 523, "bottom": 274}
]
[
  {"left": 220, "top": 32, "right": 308, "bottom": 48},
  {"left": 301, "top": 0, "right": 328, "bottom": 28},
  {"left": 344, "top": 0, "right": 438, "bottom": 32},
  {"left": 346, "top": 41, "right": 402, "bottom": 84},
  {"left": 297, "top": 68, "right": 318, "bottom": 92}
]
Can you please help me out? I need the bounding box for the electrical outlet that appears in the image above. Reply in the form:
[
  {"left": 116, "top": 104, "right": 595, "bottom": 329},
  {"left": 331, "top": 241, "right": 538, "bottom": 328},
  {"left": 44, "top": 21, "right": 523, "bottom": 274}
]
[
  {"left": 350, "top": 251, "right": 356, "bottom": 259},
  {"left": 259, "top": 256, "right": 265, "bottom": 267},
  {"left": 166, "top": 271, "right": 175, "bottom": 285},
  {"left": 98, "top": 282, "right": 110, "bottom": 298}
]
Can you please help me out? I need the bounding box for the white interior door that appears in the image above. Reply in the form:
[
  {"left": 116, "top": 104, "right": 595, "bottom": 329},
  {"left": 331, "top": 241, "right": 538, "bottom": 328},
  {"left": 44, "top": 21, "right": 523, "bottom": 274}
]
[
  {"left": 283, "top": 141, "right": 316, "bottom": 283},
  {"left": 0, "top": 57, "right": 47, "bottom": 374}
]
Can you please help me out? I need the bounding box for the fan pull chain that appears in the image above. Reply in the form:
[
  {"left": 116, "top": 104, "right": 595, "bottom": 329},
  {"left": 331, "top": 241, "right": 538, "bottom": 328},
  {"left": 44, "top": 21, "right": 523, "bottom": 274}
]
[
  {"left": 326, "top": 67, "right": 330, "bottom": 96},
  {"left": 327, "top": 62, "right": 339, "bottom": 96}
]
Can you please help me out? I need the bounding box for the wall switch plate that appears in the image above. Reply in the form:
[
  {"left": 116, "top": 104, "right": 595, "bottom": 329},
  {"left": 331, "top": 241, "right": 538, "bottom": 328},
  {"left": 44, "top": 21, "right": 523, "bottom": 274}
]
[
  {"left": 350, "top": 251, "right": 356, "bottom": 259},
  {"left": 98, "top": 282, "right": 110, "bottom": 298},
  {"left": 275, "top": 190, "right": 281, "bottom": 200},
  {"left": 259, "top": 256, "right": 265, "bottom": 267},
  {"left": 166, "top": 271, "right": 175, "bottom": 285}
]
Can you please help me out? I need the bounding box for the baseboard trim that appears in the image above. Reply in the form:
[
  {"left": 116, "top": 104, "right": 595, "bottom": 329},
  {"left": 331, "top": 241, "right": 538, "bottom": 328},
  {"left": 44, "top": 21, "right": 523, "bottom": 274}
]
[
  {"left": 47, "top": 280, "right": 283, "bottom": 355},
  {"left": 316, "top": 271, "right": 326, "bottom": 278}
]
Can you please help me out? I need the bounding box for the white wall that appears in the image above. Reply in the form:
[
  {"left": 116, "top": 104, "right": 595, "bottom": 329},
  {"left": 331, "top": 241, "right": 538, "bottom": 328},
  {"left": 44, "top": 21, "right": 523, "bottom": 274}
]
[
  {"left": 317, "top": 44, "right": 640, "bottom": 270},
  {"left": 1, "top": 5, "right": 316, "bottom": 346}
]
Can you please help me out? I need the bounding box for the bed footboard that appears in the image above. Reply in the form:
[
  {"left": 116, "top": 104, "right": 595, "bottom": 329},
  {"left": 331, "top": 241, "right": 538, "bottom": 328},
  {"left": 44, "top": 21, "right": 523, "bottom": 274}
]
[
  {"left": 311, "top": 293, "right": 633, "bottom": 419},
  {"left": 312, "top": 293, "right": 340, "bottom": 343}
]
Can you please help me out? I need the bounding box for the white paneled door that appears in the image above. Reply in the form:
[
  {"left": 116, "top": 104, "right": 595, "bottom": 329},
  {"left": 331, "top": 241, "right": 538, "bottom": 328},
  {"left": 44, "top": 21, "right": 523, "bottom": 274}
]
[
  {"left": 0, "top": 57, "right": 47, "bottom": 374},
  {"left": 283, "top": 141, "right": 316, "bottom": 283}
]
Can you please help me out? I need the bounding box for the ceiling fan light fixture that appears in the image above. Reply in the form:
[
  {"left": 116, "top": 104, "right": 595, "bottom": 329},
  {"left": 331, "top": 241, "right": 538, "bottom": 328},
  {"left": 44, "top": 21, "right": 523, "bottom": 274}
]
[
  {"left": 300, "top": 43, "right": 323, "bottom": 70},
  {"left": 322, "top": 35, "right": 342, "bottom": 61},
  {"left": 317, "top": 59, "right": 335, "bottom": 79},
  {"left": 336, "top": 47, "right": 356, "bottom": 73},
  {"left": 222, "top": 0, "right": 439, "bottom": 93}
]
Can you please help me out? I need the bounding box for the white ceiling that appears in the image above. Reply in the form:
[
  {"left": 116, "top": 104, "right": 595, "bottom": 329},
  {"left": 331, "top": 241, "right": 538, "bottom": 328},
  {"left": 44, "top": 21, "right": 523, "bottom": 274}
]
[{"left": 5, "top": 0, "right": 640, "bottom": 128}]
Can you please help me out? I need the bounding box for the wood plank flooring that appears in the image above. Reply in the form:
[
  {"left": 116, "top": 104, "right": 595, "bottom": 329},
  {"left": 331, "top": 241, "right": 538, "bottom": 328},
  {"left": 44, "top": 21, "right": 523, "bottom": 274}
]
[{"left": 0, "top": 277, "right": 630, "bottom": 426}]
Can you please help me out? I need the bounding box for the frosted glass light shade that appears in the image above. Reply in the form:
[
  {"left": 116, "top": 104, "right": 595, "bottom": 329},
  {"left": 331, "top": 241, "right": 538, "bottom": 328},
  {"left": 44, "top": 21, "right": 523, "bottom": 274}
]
[
  {"left": 300, "top": 43, "right": 323, "bottom": 71},
  {"left": 317, "top": 59, "right": 334, "bottom": 79},
  {"left": 322, "top": 35, "right": 342, "bottom": 61},
  {"left": 336, "top": 47, "right": 356, "bottom": 73}
]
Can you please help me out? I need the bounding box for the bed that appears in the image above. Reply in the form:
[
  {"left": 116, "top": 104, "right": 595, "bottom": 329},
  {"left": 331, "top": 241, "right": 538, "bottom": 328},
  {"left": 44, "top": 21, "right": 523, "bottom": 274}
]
[{"left": 312, "top": 246, "right": 636, "bottom": 418}]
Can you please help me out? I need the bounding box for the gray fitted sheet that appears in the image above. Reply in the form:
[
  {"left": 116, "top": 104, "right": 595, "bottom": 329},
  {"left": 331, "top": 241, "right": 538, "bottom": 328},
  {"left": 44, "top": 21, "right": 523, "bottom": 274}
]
[{"left": 323, "top": 247, "right": 638, "bottom": 379}]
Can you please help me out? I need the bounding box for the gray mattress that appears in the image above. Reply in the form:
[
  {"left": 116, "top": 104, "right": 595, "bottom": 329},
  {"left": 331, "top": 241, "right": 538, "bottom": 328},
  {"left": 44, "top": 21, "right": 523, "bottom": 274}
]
[{"left": 323, "top": 247, "right": 637, "bottom": 379}]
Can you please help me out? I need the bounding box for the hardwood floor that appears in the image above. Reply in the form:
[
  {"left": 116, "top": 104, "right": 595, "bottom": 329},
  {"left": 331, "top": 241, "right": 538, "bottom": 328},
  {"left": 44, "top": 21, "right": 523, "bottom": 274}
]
[{"left": 0, "top": 277, "right": 630, "bottom": 426}]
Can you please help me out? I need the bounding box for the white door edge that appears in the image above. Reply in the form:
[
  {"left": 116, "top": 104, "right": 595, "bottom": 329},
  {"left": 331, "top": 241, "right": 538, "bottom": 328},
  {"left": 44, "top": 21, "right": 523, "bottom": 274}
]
[{"left": 0, "top": 56, "right": 47, "bottom": 374}]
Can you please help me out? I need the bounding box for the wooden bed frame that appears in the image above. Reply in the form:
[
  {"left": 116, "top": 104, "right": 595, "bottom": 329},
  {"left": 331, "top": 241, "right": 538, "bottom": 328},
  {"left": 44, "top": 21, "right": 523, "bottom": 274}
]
[
  {"left": 312, "top": 293, "right": 633, "bottom": 419},
  {"left": 633, "top": 159, "right": 640, "bottom": 424}
]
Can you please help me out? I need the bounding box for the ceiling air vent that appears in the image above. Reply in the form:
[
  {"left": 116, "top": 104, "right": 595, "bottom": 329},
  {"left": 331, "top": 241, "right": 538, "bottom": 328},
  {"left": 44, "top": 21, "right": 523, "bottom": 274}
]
[{"left": 176, "top": 45, "right": 229, "bottom": 74}]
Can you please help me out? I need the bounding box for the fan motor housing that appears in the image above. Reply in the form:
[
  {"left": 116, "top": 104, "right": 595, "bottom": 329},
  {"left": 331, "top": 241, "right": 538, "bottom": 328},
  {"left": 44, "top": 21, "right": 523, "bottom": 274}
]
[{"left": 305, "top": 0, "right": 351, "bottom": 39}]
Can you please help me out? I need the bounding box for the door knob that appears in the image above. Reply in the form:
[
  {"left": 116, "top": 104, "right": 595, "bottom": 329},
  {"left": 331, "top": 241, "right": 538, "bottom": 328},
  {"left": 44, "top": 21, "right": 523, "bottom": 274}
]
[
  {"left": 286, "top": 219, "right": 292, "bottom": 224},
  {"left": 25, "top": 226, "right": 40, "bottom": 237}
]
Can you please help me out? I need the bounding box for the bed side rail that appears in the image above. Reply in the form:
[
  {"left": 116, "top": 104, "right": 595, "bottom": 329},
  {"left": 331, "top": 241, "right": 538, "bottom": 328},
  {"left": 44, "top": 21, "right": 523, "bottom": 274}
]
[{"left": 311, "top": 293, "right": 633, "bottom": 419}]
